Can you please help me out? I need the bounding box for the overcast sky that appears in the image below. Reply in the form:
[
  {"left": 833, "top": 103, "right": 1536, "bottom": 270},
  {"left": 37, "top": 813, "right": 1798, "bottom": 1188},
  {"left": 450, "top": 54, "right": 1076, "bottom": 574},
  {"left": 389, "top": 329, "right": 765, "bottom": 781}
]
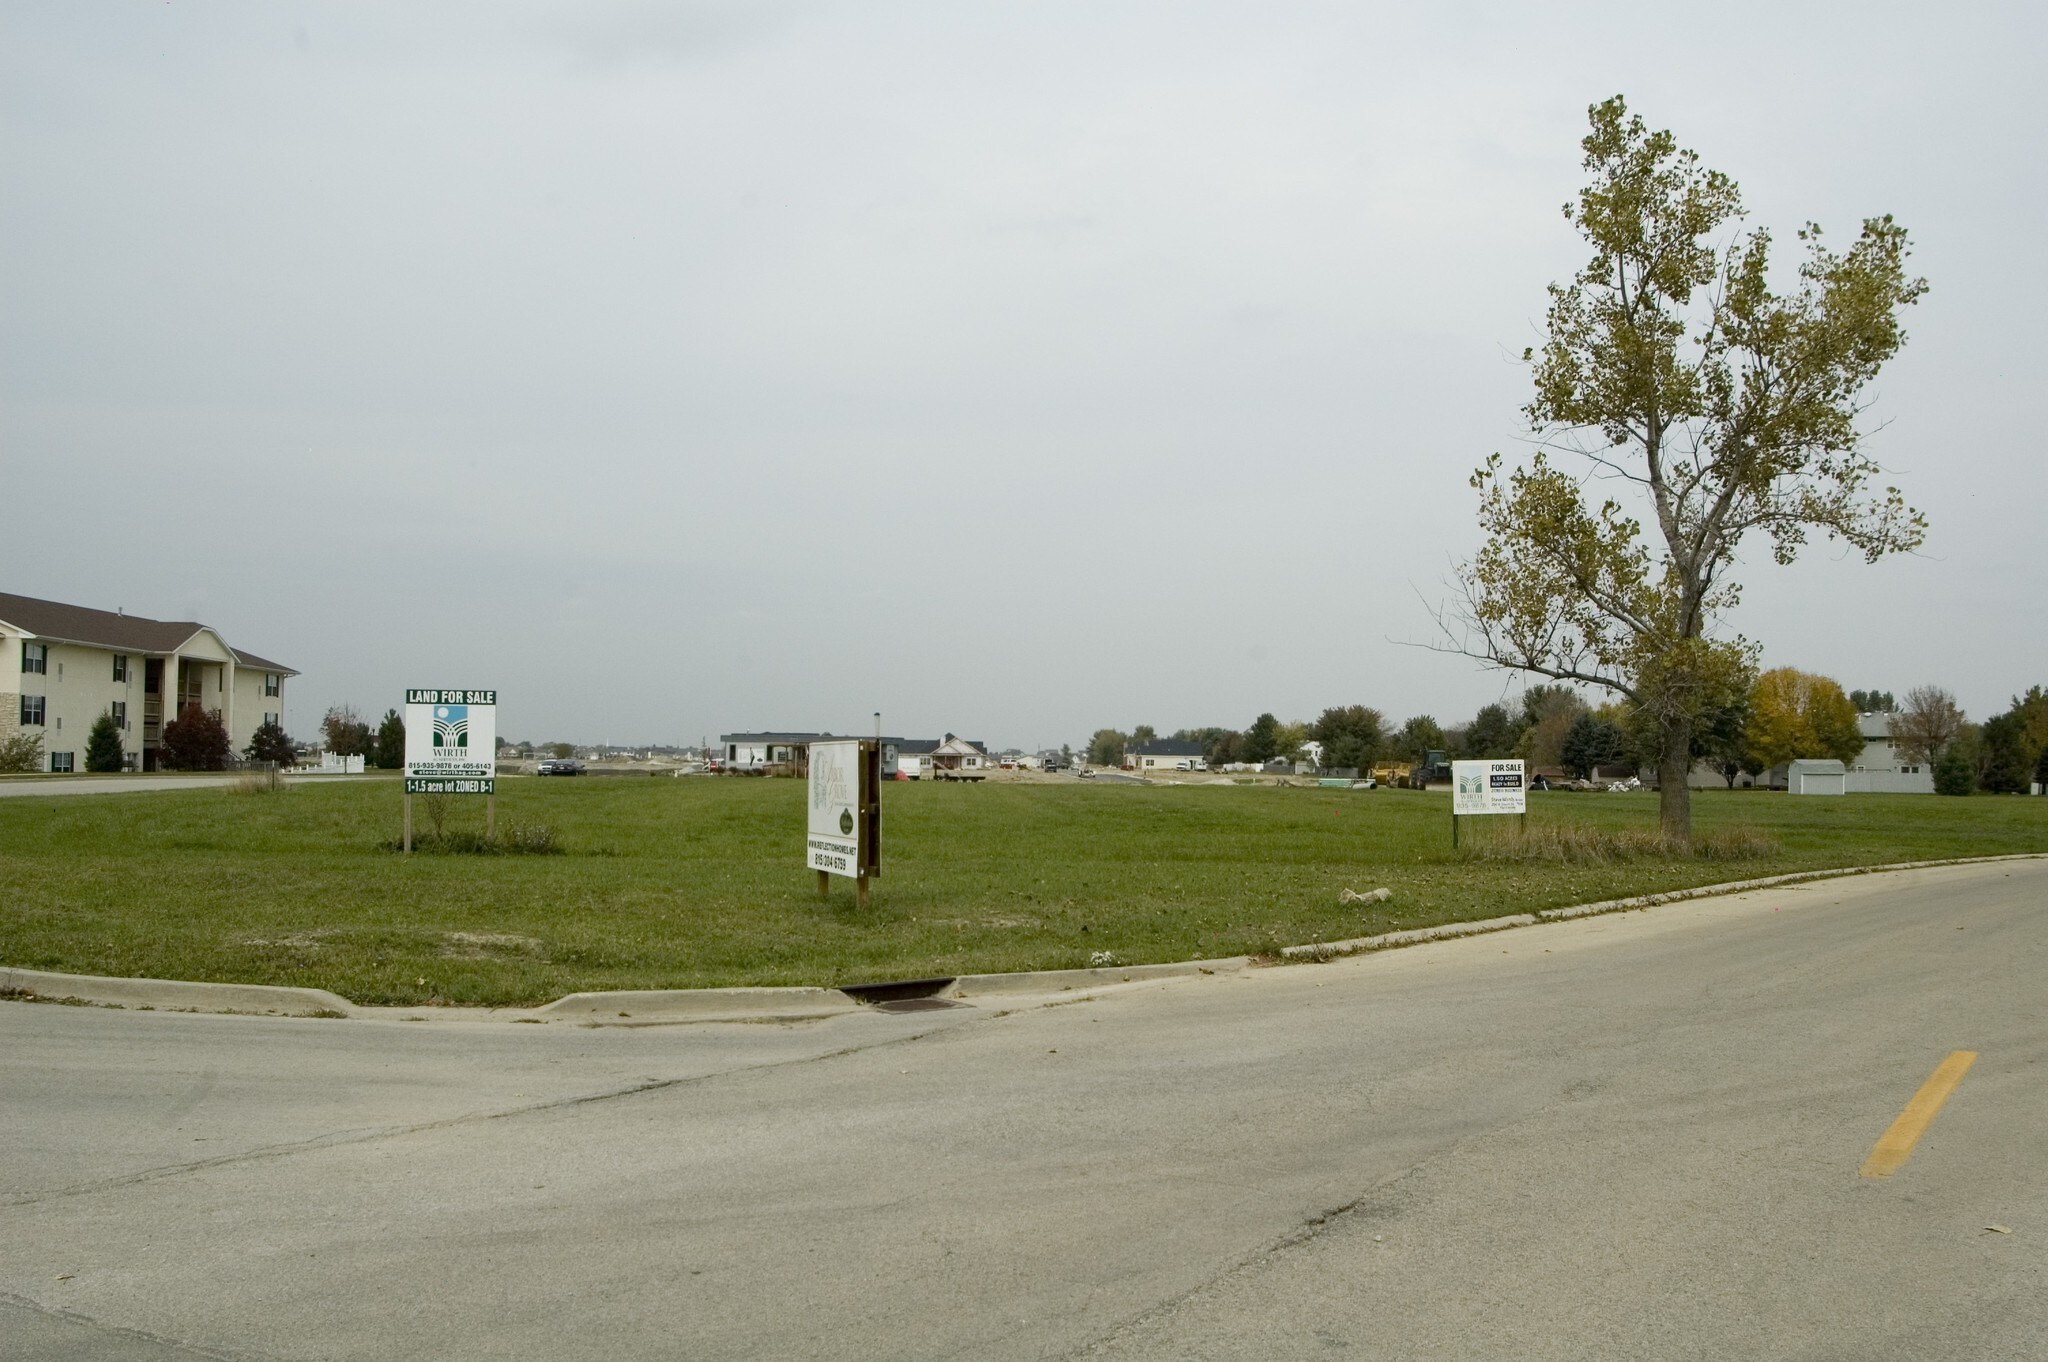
[{"left": 4, "top": 2, "right": 2042, "bottom": 749}]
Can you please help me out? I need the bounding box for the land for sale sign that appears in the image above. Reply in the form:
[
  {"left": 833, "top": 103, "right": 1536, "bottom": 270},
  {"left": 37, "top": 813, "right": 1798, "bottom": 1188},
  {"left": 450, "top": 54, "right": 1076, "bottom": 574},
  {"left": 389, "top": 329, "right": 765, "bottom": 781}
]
[{"left": 403, "top": 688, "right": 497, "bottom": 794}]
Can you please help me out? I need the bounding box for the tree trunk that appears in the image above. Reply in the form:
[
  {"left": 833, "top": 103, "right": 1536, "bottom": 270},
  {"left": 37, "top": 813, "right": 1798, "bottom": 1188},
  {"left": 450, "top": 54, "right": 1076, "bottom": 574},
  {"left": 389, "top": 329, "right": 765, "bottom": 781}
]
[{"left": 1657, "top": 715, "right": 1693, "bottom": 843}]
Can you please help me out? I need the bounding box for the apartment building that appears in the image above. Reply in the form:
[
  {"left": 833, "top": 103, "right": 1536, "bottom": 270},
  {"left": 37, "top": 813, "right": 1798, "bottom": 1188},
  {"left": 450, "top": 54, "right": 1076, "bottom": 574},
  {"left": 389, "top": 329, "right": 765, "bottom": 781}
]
[{"left": 0, "top": 592, "right": 297, "bottom": 772}]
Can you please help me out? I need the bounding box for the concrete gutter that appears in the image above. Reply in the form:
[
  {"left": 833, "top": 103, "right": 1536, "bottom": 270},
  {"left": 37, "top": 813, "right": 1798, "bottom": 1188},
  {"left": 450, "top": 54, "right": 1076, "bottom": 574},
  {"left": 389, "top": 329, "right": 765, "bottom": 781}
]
[{"left": 5, "top": 854, "right": 2040, "bottom": 1023}]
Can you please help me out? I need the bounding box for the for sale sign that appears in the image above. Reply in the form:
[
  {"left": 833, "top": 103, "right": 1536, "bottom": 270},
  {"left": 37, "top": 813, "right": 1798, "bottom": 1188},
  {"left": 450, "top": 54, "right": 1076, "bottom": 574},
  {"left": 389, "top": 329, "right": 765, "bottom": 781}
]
[
  {"left": 1452, "top": 759, "right": 1526, "bottom": 816},
  {"left": 403, "top": 688, "right": 497, "bottom": 794},
  {"left": 807, "top": 739, "right": 864, "bottom": 877}
]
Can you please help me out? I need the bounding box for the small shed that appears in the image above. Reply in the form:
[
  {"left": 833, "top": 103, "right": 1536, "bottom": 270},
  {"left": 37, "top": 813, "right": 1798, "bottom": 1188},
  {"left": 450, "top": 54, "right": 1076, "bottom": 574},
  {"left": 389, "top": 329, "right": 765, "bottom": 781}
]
[{"left": 1788, "top": 759, "right": 1847, "bottom": 795}]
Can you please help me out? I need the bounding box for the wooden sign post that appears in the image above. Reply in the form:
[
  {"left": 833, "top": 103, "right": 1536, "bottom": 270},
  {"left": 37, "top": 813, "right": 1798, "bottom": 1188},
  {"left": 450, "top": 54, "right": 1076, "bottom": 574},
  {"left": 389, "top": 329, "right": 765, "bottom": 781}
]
[{"left": 808, "top": 739, "right": 882, "bottom": 906}]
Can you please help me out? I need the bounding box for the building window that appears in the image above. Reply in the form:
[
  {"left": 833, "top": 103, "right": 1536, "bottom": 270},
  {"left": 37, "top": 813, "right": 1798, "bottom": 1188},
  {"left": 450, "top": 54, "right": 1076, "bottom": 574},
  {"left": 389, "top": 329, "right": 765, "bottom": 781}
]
[
  {"left": 265, "top": 673, "right": 280, "bottom": 697},
  {"left": 19, "top": 695, "right": 45, "bottom": 726},
  {"left": 21, "top": 642, "right": 47, "bottom": 674},
  {"left": 111, "top": 700, "right": 128, "bottom": 730},
  {"left": 50, "top": 751, "right": 74, "bottom": 773},
  {"left": 114, "top": 654, "right": 129, "bottom": 682},
  {"left": 263, "top": 711, "right": 279, "bottom": 729}
]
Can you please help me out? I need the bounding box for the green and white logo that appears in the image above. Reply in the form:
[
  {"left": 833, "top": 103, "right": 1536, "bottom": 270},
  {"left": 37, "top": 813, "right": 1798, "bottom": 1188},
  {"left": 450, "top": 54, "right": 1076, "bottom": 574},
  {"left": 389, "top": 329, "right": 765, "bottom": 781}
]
[{"left": 432, "top": 705, "right": 470, "bottom": 749}]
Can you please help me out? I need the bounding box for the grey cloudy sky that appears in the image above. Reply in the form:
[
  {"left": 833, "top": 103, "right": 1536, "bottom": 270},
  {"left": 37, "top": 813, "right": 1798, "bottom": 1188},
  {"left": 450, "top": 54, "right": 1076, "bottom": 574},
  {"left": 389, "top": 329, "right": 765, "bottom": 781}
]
[{"left": 4, "top": 2, "right": 2042, "bottom": 749}]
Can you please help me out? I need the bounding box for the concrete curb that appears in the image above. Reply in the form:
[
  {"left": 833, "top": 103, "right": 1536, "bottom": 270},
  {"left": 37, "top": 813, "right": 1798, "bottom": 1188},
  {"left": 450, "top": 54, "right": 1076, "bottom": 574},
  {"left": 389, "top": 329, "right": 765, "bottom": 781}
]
[
  {"left": 532, "top": 987, "right": 860, "bottom": 1024},
  {"left": 946, "top": 957, "right": 1251, "bottom": 999},
  {"left": 0, "top": 966, "right": 355, "bottom": 1018},
  {"left": 1278, "top": 853, "right": 2048, "bottom": 962}
]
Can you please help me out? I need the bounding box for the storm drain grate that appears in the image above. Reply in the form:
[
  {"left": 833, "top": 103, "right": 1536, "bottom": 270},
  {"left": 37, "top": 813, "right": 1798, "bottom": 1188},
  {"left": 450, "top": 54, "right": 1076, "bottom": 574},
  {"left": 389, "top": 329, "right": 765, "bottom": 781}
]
[
  {"left": 839, "top": 976, "right": 957, "bottom": 1006},
  {"left": 868, "top": 997, "right": 972, "bottom": 1013}
]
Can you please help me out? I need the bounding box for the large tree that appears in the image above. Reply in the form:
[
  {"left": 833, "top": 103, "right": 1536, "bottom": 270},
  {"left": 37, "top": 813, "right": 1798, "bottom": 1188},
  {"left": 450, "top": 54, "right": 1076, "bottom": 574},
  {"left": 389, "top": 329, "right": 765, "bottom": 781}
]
[
  {"left": 1458, "top": 703, "right": 1523, "bottom": 760},
  {"left": 321, "top": 705, "right": 373, "bottom": 758},
  {"left": 1448, "top": 97, "right": 1926, "bottom": 838},
  {"left": 1311, "top": 705, "right": 1388, "bottom": 771},
  {"left": 1085, "top": 728, "right": 1128, "bottom": 767},
  {"left": 373, "top": 709, "right": 406, "bottom": 770},
  {"left": 1561, "top": 711, "right": 1627, "bottom": 780},
  {"left": 244, "top": 719, "right": 297, "bottom": 768},
  {"left": 1890, "top": 685, "right": 1965, "bottom": 769},
  {"left": 1241, "top": 713, "right": 1281, "bottom": 764},
  {"left": 1744, "top": 668, "right": 1864, "bottom": 769}
]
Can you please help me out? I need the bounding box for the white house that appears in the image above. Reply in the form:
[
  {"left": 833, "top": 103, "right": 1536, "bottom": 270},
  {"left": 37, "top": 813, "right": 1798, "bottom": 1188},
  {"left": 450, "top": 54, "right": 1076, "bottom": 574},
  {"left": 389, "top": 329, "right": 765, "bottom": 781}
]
[
  {"left": 1845, "top": 712, "right": 1934, "bottom": 793},
  {"left": 1127, "top": 738, "right": 1208, "bottom": 772},
  {"left": 929, "top": 735, "right": 988, "bottom": 774},
  {"left": 0, "top": 592, "right": 295, "bottom": 772},
  {"left": 894, "top": 738, "right": 939, "bottom": 778}
]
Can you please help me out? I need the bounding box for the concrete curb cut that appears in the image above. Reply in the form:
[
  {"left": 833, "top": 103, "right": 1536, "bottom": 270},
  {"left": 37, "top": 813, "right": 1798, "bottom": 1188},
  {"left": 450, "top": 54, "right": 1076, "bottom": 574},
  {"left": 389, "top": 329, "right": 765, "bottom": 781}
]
[
  {"left": 0, "top": 966, "right": 355, "bottom": 1018},
  {"left": 1277, "top": 853, "right": 2048, "bottom": 962}
]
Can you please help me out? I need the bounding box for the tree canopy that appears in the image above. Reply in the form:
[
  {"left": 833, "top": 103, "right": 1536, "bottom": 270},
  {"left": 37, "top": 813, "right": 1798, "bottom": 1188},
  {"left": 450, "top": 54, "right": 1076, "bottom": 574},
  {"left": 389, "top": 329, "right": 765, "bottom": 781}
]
[
  {"left": 1890, "top": 685, "right": 1964, "bottom": 769},
  {"left": 244, "top": 719, "right": 297, "bottom": 768},
  {"left": 160, "top": 703, "right": 231, "bottom": 771},
  {"left": 1448, "top": 96, "right": 1926, "bottom": 838},
  {"left": 1743, "top": 668, "right": 1863, "bottom": 769}
]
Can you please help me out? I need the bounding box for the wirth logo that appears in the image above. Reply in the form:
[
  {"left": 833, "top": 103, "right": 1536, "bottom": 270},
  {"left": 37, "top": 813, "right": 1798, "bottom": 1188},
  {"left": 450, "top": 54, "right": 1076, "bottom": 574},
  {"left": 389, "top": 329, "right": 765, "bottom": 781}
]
[
  {"left": 1457, "top": 770, "right": 1484, "bottom": 796},
  {"left": 432, "top": 705, "right": 470, "bottom": 749}
]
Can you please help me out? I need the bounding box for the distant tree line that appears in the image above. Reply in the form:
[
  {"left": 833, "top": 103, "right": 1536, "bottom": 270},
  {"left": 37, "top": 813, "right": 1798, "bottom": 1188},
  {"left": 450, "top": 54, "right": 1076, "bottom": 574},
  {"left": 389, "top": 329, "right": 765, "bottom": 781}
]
[{"left": 1082, "top": 674, "right": 2048, "bottom": 794}]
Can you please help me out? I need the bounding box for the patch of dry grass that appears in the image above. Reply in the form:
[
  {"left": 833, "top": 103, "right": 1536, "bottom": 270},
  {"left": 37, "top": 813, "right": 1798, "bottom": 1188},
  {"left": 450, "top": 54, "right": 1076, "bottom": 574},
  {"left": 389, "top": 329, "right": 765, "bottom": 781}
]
[{"left": 1466, "top": 821, "right": 1780, "bottom": 865}]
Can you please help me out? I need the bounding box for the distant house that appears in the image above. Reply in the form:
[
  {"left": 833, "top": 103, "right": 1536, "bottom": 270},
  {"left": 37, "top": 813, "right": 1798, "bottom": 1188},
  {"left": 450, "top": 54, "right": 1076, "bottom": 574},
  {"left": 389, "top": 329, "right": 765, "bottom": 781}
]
[
  {"left": 719, "top": 732, "right": 828, "bottom": 773},
  {"left": 893, "top": 738, "right": 939, "bottom": 779},
  {"left": 929, "top": 735, "right": 988, "bottom": 775},
  {"left": 1845, "top": 712, "right": 1934, "bottom": 793},
  {"left": 0, "top": 591, "right": 296, "bottom": 773},
  {"left": 1127, "top": 738, "right": 1207, "bottom": 772}
]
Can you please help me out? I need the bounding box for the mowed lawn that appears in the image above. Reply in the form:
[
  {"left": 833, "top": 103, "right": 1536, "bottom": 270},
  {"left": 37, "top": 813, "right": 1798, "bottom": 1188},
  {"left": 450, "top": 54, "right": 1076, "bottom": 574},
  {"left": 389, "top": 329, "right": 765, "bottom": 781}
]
[{"left": 2, "top": 776, "right": 2042, "bottom": 1006}]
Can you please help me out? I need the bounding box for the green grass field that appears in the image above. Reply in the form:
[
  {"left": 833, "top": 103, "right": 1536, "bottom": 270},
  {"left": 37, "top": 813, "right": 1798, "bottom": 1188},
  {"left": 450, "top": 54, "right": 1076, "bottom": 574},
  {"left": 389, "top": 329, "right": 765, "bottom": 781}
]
[{"left": 2, "top": 777, "right": 2041, "bottom": 1006}]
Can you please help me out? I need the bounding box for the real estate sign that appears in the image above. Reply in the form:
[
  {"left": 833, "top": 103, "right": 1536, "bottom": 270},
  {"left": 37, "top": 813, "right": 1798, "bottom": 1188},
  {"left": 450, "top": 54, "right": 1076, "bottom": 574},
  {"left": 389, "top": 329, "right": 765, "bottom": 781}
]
[
  {"left": 806, "top": 739, "right": 865, "bottom": 877},
  {"left": 403, "top": 688, "right": 497, "bottom": 794},
  {"left": 1452, "top": 759, "right": 1526, "bottom": 816}
]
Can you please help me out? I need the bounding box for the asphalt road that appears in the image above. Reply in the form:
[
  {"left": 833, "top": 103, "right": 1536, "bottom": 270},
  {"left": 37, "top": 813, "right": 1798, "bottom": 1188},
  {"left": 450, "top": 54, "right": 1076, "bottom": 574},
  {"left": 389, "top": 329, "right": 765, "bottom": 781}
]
[{"left": 3, "top": 861, "right": 2042, "bottom": 1361}]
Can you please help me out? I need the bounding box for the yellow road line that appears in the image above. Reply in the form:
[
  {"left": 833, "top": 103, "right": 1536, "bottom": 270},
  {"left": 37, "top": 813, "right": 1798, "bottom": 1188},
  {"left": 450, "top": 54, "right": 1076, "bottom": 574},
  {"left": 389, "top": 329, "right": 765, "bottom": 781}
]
[{"left": 1861, "top": 1050, "right": 1977, "bottom": 1179}]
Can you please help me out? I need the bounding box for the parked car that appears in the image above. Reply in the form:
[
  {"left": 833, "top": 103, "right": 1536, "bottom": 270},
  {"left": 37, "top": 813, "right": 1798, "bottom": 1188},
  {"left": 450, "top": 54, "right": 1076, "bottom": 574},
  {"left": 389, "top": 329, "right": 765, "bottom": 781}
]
[{"left": 535, "top": 759, "right": 585, "bottom": 776}]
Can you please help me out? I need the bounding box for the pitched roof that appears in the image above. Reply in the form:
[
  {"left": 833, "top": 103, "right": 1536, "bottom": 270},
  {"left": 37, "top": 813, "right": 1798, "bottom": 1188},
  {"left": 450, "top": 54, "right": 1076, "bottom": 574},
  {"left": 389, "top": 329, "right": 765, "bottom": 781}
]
[
  {"left": 0, "top": 592, "right": 296, "bottom": 673},
  {"left": 1130, "top": 739, "right": 1205, "bottom": 757}
]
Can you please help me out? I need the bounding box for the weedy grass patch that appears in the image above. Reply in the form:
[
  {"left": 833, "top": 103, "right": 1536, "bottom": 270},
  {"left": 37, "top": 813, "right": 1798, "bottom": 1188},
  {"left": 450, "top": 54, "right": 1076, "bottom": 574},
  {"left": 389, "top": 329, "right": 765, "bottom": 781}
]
[{"left": 0, "top": 778, "right": 2040, "bottom": 1006}]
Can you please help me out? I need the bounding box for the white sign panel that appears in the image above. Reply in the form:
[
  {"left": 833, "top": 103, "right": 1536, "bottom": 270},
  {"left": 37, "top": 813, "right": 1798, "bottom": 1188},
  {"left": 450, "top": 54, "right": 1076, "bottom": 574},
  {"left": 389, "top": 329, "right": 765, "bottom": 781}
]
[
  {"left": 807, "top": 739, "right": 863, "bottom": 877},
  {"left": 404, "top": 688, "right": 497, "bottom": 794},
  {"left": 1452, "top": 759, "right": 1526, "bottom": 816}
]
